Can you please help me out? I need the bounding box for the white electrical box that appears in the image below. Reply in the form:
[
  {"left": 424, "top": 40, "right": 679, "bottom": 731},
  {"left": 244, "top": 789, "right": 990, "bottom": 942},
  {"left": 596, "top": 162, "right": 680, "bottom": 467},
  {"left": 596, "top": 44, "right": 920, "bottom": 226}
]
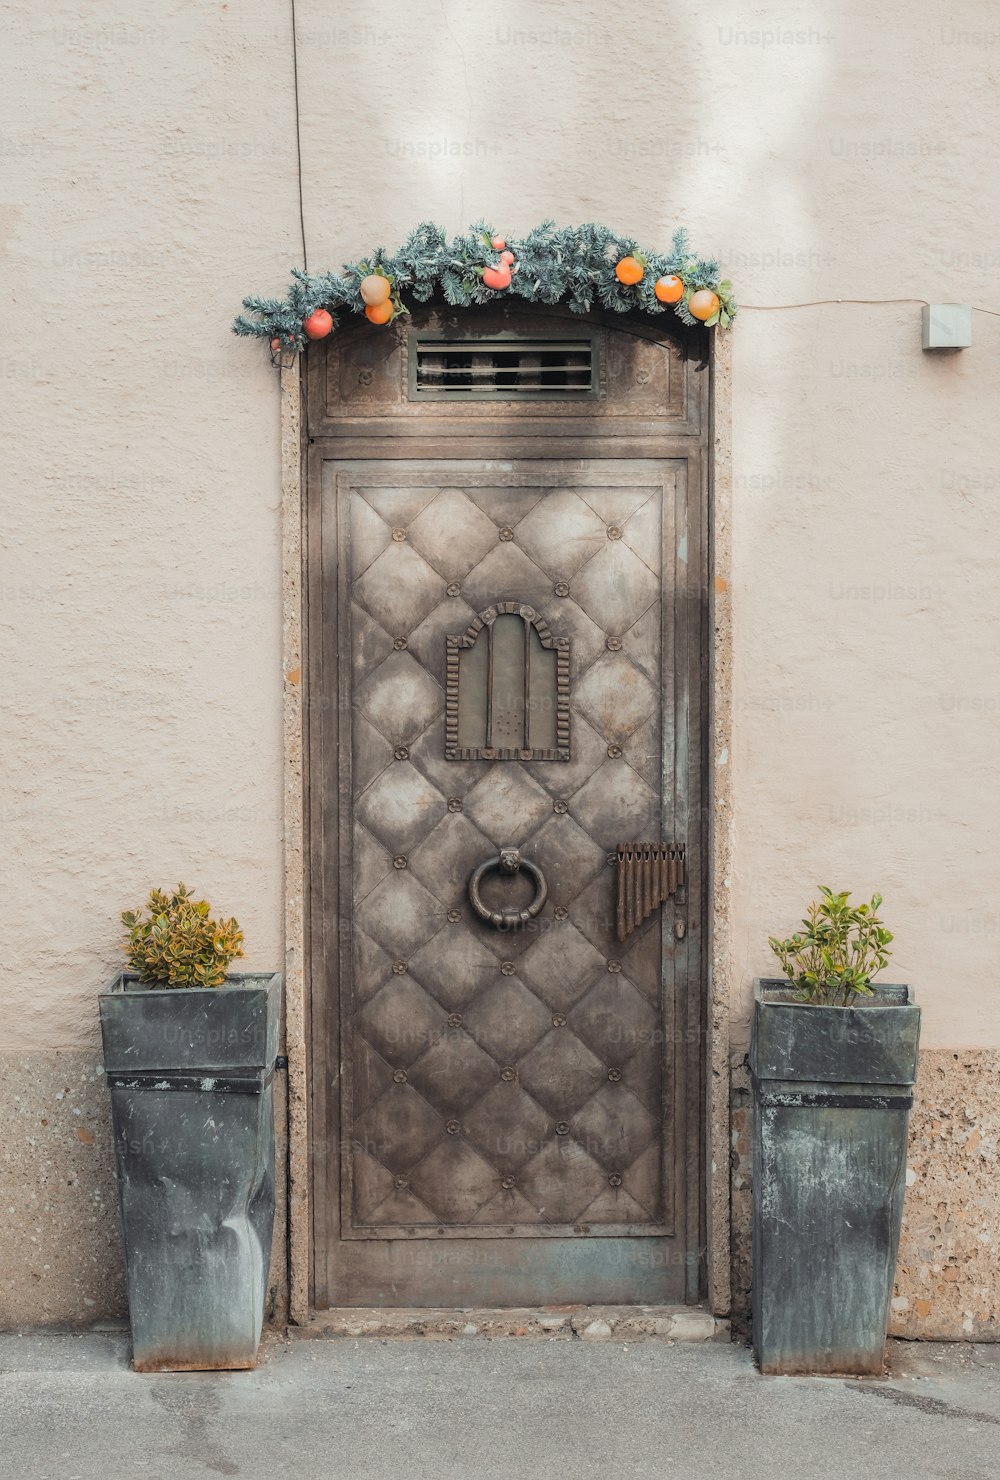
[{"left": 922, "top": 304, "right": 972, "bottom": 349}]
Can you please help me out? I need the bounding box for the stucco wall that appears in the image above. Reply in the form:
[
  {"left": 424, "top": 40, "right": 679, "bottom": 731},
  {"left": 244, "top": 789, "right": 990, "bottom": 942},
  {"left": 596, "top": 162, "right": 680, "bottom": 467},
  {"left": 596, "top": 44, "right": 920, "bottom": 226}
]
[{"left": 3, "top": 1, "right": 999, "bottom": 1330}]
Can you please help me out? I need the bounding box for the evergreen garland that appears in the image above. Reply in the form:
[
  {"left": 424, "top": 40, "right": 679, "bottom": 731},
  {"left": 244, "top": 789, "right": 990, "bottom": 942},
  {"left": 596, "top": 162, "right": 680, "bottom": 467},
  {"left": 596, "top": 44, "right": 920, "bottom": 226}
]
[{"left": 233, "top": 221, "right": 736, "bottom": 354}]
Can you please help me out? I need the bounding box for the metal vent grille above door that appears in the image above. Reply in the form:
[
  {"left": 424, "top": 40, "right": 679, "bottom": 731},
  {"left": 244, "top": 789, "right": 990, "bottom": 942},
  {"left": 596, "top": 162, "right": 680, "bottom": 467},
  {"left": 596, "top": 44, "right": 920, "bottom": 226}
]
[{"left": 410, "top": 336, "right": 598, "bottom": 400}]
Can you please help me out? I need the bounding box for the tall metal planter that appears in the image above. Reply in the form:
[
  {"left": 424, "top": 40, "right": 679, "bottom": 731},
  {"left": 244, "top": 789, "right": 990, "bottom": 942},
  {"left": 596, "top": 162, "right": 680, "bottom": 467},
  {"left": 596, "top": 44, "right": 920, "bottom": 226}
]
[
  {"left": 99, "top": 971, "right": 282, "bottom": 1372},
  {"left": 749, "top": 978, "right": 920, "bottom": 1376}
]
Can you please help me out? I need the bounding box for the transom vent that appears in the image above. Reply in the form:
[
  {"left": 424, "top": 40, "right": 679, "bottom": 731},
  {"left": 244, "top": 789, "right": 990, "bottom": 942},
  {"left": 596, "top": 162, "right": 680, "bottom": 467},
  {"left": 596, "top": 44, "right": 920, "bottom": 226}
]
[{"left": 411, "top": 338, "right": 596, "bottom": 399}]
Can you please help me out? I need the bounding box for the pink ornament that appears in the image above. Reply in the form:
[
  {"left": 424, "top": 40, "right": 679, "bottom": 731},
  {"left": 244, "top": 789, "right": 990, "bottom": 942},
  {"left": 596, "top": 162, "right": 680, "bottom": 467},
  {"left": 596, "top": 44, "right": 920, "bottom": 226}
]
[
  {"left": 500, "top": 250, "right": 515, "bottom": 265},
  {"left": 491, "top": 235, "right": 506, "bottom": 250}
]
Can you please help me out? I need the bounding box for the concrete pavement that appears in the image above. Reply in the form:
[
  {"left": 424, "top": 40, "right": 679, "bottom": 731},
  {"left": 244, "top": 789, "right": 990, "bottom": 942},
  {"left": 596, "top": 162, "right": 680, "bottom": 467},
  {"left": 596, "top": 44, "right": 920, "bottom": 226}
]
[{"left": 1, "top": 1330, "right": 998, "bottom": 1480}]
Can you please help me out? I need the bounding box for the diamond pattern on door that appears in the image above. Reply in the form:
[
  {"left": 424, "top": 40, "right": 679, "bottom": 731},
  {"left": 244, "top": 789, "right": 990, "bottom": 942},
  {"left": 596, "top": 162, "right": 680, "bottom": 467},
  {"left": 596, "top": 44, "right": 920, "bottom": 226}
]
[
  {"left": 463, "top": 768, "right": 553, "bottom": 845},
  {"left": 407, "top": 1029, "right": 501, "bottom": 1113},
  {"left": 572, "top": 1083, "right": 659, "bottom": 1171},
  {"left": 517, "top": 1139, "right": 608, "bottom": 1223},
  {"left": 409, "top": 813, "right": 495, "bottom": 907},
  {"left": 460, "top": 542, "right": 557, "bottom": 616},
  {"left": 354, "top": 872, "right": 445, "bottom": 958},
  {"left": 407, "top": 597, "right": 478, "bottom": 670},
  {"left": 357, "top": 651, "right": 441, "bottom": 747},
  {"left": 407, "top": 928, "right": 499, "bottom": 1012},
  {"left": 408, "top": 489, "right": 500, "bottom": 580},
  {"left": 407, "top": 1139, "right": 500, "bottom": 1223},
  {"left": 355, "top": 976, "right": 443, "bottom": 1069},
  {"left": 354, "top": 541, "right": 446, "bottom": 634},
  {"left": 353, "top": 1083, "right": 443, "bottom": 1173},
  {"left": 515, "top": 923, "right": 607, "bottom": 1011},
  {"left": 343, "top": 477, "right": 669, "bottom": 1235},
  {"left": 572, "top": 541, "right": 660, "bottom": 634},
  {"left": 515, "top": 491, "right": 607, "bottom": 579},
  {"left": 464, "top": 1084, "right": 550, "bottom": 1174},
  {"left": 356, "top": 767, "right": 447, "bottom": 856},
  {"left": 463, "top": 974, "right": 555, "bottom": 1061},
  {"left": 575, "top": 652, "right": 659, "bottom": 742},
  {"left": 570, "top": 763, "right": 662, "bottom": 843}
]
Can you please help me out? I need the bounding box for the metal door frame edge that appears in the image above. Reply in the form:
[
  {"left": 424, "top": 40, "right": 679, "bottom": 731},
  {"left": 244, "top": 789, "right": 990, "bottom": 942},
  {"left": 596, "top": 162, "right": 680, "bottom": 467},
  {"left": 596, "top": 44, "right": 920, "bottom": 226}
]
[{"left": 279, "top": 323, "right": 735, "bottom": 1324}]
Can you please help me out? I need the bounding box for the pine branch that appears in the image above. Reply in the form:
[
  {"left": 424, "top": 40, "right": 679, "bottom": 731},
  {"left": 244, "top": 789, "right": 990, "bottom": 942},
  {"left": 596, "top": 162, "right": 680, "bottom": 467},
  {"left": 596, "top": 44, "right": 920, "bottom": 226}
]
[{"left": 231, "top": 222, "right": 735, "bottom": 346}]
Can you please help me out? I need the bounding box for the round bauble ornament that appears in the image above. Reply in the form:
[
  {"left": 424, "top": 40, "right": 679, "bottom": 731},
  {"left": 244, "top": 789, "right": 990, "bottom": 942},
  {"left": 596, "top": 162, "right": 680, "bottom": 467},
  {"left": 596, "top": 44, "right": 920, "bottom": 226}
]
[
  {"left": 303, "top": 308, "right": 333, "bottom": 340},
  {"left": 491, "top": 235, "right": 506, "bottom": 250},
  {"left": 359, "top": 274, "right": 392, "bottom": 307},
  {"left": 654, "top": 275, "right": 684, "bottom": 304},
  {"left": 270, "top": 338, "right": 282, "bottom": 352},
  {"left": 500, "top": 249, "right": 515, "bottom": 265},
  {"left": 365, "top": 299, "right": 394, "bottom": 325},
  {"left": 688, "top": 289, "right": 721, "bottom": 322},
  {"left": 483, "top": 262, "right": 512, "bottom": 290},
  {"left": 615, "top": 256, "right": 643, "bottom": 285}
]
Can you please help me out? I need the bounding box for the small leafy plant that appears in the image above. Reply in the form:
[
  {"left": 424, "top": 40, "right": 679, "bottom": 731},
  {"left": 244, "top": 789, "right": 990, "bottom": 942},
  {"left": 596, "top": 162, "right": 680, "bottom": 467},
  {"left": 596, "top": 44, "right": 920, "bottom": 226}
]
[
  {"left": 768, "top": 886, "right": 893, "bottom": 1006},
  {"left": 122, "top": 883, "right": 245, "bottom": 988}
]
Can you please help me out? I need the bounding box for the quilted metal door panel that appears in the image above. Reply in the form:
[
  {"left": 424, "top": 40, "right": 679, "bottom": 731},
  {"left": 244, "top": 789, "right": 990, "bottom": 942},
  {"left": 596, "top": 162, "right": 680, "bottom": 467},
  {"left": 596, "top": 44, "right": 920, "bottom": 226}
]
[{"left": 321, "top": 460, "right": 695, "bottom": 1302}]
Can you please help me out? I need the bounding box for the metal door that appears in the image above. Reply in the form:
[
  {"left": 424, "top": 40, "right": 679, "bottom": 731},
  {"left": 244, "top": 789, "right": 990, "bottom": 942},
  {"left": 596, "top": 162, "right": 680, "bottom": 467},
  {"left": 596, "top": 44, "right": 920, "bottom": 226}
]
[{"left": 307, "top": 313, "right": 707, "bottom": 1307}]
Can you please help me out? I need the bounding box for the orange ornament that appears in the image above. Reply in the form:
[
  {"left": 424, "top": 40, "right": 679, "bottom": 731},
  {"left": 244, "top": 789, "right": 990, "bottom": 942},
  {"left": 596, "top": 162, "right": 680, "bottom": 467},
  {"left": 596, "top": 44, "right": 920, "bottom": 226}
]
[
  {"left": 360, "top": 274, "right": 391, "bottom": 307},
  {"left": 654, "top": 275, "right": 684, "bottom": 304},
  {"left": 615, "top": 256, "right": 644, "bottom": 285},
  {"left": 365, "top": 300, "right": 394, "bottom": 325},
  {"left": 688, "top": 289, "right": 721, "bottom": 322},
  {"left": 270, "top": 338, "right": 282, "bottom": 351},
  {"left": 491, "top": 235, "right": 506, "bottom": 250},
  {"left": 482, "top": 262, "right": 512, "bottom": 291},
  {"left": 303, "top": 308, "right": 333, "bottom": 340}
]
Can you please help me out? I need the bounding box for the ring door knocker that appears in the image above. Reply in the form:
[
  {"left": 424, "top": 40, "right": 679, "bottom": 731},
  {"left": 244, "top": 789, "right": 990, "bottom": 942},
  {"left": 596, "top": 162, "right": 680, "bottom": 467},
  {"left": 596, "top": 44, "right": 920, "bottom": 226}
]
[{"left": 468, "top": 847, "right": 548, "bottom": 929}]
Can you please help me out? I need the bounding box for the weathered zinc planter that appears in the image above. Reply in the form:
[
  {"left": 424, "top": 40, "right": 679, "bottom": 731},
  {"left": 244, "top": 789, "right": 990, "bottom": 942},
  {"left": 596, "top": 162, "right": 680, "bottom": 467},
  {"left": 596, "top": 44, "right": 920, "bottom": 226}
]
[
  {"left": 749, "top": 978, "right": 920, "bottom": 1376},
  {"left": 99, "top": 971, "right": 282, "bottom": 1372}
]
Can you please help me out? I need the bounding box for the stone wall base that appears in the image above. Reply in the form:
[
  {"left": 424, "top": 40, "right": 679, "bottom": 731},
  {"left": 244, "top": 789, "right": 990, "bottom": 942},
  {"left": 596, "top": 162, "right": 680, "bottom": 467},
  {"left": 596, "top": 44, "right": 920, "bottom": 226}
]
[
  {"left": 0, "top": 1051, "right": 287, "bottom": 1330},
  {"left": 2, "top": 1046, "right": 995, "bottom": 1340}
]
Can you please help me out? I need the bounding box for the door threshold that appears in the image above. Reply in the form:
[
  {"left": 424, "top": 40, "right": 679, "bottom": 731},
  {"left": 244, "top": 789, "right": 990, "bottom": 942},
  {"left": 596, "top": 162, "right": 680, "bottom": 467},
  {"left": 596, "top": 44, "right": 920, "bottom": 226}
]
[{"left": 292, "top": 1306, "right": 728, "bottom": 1342}]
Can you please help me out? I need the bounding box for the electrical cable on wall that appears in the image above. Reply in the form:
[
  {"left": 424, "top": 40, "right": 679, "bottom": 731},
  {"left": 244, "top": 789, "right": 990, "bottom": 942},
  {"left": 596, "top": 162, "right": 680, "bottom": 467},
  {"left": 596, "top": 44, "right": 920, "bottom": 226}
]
[
  {"left": 742, "top": 299, "right": 1000, "bottom": 316},
  {"left": 290, "top": 0, "right": 308, "bottom": 271}
]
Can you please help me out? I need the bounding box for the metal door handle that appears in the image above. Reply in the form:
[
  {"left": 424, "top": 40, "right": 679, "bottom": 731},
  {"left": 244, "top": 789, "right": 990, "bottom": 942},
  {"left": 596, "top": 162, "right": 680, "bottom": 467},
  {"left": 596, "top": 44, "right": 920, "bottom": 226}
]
[{"left": 468, "top": 847, "right": 548, "bottom": 929}]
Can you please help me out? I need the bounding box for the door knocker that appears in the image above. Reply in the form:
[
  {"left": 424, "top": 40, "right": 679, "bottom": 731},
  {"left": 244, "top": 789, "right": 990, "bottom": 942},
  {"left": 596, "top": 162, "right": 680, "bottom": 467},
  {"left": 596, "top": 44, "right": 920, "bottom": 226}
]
[{"left": 468, "top": 848, "right": 548, "bottom": 929}]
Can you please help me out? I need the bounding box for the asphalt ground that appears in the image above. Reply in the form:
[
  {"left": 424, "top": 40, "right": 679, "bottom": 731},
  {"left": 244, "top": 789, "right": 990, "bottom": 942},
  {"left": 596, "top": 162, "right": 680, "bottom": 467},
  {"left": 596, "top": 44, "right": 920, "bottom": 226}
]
[{"left": 1, "top": 1330, "right": 998, "bottom": 1480}]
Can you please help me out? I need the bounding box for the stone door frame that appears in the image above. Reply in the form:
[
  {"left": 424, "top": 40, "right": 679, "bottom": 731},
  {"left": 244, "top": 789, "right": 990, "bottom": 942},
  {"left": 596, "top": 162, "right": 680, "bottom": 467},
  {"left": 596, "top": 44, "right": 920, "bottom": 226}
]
[{"left": 277, "top": 331, "right": 734, "bottom": 1323}]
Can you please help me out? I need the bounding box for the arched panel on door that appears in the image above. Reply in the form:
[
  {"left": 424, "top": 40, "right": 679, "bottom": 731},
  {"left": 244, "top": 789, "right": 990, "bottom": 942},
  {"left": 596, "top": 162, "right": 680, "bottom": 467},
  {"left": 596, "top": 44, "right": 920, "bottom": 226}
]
[{"left": 447, "top": 603, "right": 569, "bottom": 762}]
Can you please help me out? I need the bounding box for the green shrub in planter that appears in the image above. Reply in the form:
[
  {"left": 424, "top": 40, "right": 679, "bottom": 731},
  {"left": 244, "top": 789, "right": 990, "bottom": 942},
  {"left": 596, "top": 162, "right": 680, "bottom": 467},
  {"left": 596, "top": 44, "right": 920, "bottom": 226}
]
[
  {"left": 768, "top": 885, "right": 893, "bottom": 1006},
  {"left": 751, "top": 886, "right": 919, "bottom": 1376},
  {"left": 100, "top": 884, "right": 280, "bottom": 1373},
  {"left": 121, "top": 882, "right": 245, "bottom": 987}
]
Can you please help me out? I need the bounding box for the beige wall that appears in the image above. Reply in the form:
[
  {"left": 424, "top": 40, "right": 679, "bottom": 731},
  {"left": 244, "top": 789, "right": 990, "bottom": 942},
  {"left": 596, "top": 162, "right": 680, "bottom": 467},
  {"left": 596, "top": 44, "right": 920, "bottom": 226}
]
[{"left": 3, "top": 1, "right": 999, "bottom": 1325}]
